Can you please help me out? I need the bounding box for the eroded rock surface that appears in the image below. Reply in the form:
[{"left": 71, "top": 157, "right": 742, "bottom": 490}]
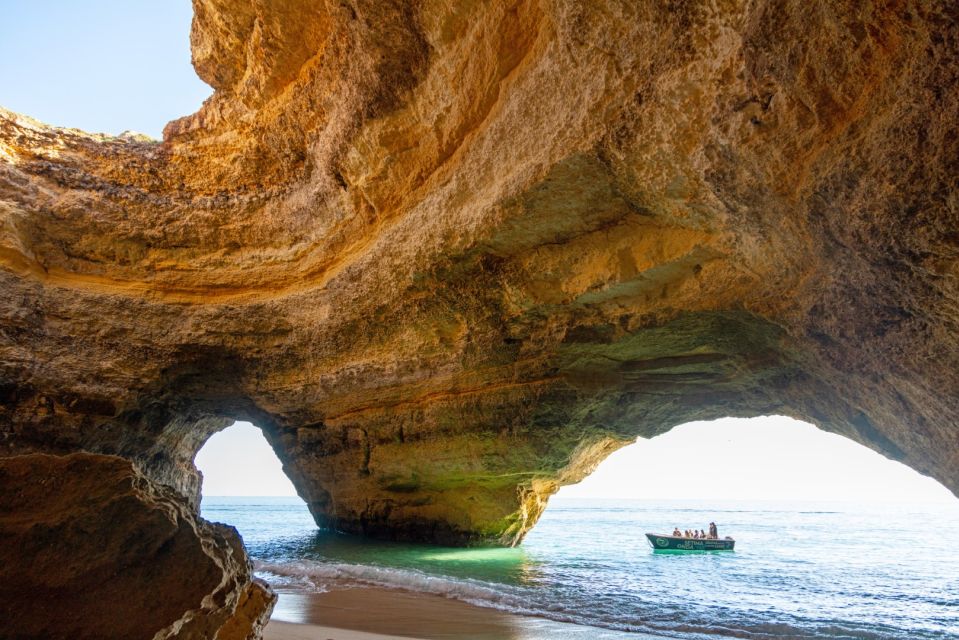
[
  {"left": 0, "top": 0, "right": 957, "bottom": 570},
  {"left": 0, "top": 452, "right": 274, "bottom": 640}
]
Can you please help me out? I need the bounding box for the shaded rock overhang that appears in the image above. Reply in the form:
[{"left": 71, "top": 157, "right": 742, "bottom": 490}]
[{"left": 1, "top": 0, "right": 958, "bottom": 634}]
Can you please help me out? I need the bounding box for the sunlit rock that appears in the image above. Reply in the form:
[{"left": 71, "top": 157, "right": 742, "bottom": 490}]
[{"left": 1, "top": 0, "right": 958, "bottom": 635}]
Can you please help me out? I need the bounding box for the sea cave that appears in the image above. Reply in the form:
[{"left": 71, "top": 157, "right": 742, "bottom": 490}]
[{"left": 1, "top": 1, "right": 958, "bottom": 639}]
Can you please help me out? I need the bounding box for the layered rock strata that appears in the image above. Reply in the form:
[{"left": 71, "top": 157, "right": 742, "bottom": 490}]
[{"left": 1, "top": 0, "right": 958, "bottom": 635}]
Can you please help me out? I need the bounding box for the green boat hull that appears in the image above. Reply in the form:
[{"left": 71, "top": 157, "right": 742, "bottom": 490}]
[{"left": 645, "top": 533, "right": 735, "bottom": 551}]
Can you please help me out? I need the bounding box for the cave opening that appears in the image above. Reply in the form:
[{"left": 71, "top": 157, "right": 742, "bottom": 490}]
[
  {"left": 530, "top": 413, "right": 959, "bottom": 558},
  {"left": 551, "top": 415, "right": 957, "bottom": 505},
  {"left": 513, "top": 417, "right": 959, "bottom": 638},
  {"left": 194, "top": 415, "right": 958, "bottom": 550},
  {"left": 0, "top": 0, "right": 210, "bottom": 138},
  {"left": 195, "top": 421, "right": 314, "bottom": 549},
  {"left": 196, "top": 421, "right": 299, "bottom": 499}
]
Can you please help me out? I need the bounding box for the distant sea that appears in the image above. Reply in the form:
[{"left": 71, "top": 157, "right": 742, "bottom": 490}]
[{"left": 201, "top": 497, "right": 959, "bottom": 639}]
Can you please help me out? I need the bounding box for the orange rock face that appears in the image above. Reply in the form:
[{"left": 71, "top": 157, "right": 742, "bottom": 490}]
[{"left": 0, "top": 0, "right": 958, "bottom": 634}]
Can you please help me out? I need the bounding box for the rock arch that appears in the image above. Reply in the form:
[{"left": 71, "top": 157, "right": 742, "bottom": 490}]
[{"left": 1, "top": 0, "right": 957, "bottom": 637}]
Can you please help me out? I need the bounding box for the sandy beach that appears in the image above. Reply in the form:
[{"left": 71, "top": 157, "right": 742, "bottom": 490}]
[
  {"left": 266, "top": 620, "right": 409, "bottom": 640},
  {"left": 263, "top": 585, "right": 647, "bottom": 640}
]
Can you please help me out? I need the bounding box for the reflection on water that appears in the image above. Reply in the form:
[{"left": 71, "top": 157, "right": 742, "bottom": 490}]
[
  {"left": 202, "top": 496, "right": 959, "bottom": 639},
  {"left": 269, "top": 585, "right": 644, "bottom": 640},
  {"left": 268, "top": 590, "right": 312, "bottom": 625},
  {"left": 260, "top": 530, "right": 543, "bottom": 586}
]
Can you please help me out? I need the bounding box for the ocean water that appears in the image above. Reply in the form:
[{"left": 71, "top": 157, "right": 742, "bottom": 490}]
[{"left": 201, "top": 497, "right": 959, "bottom": 639}]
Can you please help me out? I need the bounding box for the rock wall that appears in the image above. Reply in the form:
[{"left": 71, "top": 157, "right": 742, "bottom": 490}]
[
  {"left": 1, "top": 0, "right": 958, "bottom": 634},
  {"left": 0, "top": 453, "right": 274, "bottom": 640}
]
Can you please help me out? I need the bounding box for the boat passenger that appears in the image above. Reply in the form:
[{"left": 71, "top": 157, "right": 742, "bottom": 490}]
[
  {"left": 693, "top": 530, "right": 700, "bottom": 539},
  {"left": 684, "top": 529, "right": 691, "bottom": 538},
  {"left": 700, "top": 529, "right": 707, "bottom": 539},
  {"left": 709, "top": 522, "right": 718, "bottom": 539},
  {"left": 673, "top": 528, "right": 682, "bottom": 537}
]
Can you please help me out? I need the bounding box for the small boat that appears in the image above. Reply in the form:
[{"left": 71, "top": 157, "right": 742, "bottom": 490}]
[{"left": 645, "top": 533, "right": 735, "bottom": 551}]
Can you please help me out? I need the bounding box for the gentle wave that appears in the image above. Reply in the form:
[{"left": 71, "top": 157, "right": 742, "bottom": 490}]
[
  {"left": 255, "top": 559, "right": 650, "bottom": 633},
  {"left": 258, "top": 560, "right": 549, "bottom": 614},
  {"left": 254, "top": 559, "right": 839, "bottom": 639}
]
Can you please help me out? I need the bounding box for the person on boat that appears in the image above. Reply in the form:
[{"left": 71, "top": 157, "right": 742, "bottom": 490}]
[
  {"left": 709, "top": 522, "right": 718, "bottom": 539},
  {"left": 684, "top": 529, "right": 691, "bottom": 538},
  {"left": 700, "top": 529, "right": 707, "bottom": 538},
  {"left": 693, "top": 530, "right": 700, "bottom": 539},
  {"left": 673, "top": 528, "right": 682, "bottom": 537}
]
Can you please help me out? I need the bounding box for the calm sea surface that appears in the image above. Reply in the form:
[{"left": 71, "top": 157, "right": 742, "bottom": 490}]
[{"left": 201, "top": 497, "right": 959, "bottom": 639}]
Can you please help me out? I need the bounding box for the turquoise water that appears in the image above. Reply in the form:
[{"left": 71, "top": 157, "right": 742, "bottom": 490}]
[{"left": 201, "top": 497, "right": 959, "bottom": 639}]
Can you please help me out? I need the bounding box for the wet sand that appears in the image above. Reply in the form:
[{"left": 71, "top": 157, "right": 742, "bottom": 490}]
[
  {"left": 265, "top": 620, "right": 409, "bottom": 640},
  {"left": 264, "top": 585, "right": 650, "bottom": 640}
]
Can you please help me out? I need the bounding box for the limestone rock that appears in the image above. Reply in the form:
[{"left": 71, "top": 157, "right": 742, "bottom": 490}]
[
  {"left": 0, "top": 0, "right": 957, "bottom": 560},
  {"left": 0, "top": 453, "right": 275, "bottom": 640}
]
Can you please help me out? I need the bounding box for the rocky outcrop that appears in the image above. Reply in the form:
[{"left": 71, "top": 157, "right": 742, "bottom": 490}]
[
  {"left": 1, "top": 0, "right": 958, "bottom": 633},
  {"left": 0, "top": 452, "right": 274, "bottom": 640}
]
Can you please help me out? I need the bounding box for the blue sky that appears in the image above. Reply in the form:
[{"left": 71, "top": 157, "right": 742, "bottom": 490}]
[{"left": 0, "top": 0, "right": 209, "bottom": 138}]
